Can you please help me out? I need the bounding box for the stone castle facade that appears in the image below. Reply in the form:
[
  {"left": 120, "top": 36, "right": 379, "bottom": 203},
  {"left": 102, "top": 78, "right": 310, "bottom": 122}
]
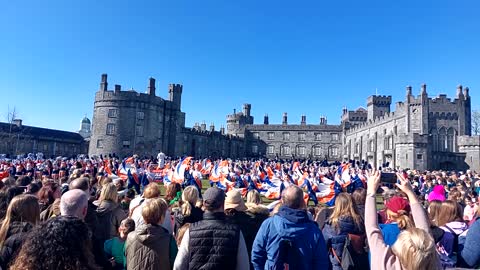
[{"left": 88, "top": 74, "right": 480, "bottom": 171}]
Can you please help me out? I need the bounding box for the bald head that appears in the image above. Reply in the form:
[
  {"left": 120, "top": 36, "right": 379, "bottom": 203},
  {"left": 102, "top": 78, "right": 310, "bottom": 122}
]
[
  {"left": 69, "top": 177, "right": 89, "bottom": 192},
  {"left": 281, "top": 185, "right": 305, "bottom": 209},
  {"left": 61, "top": 189, "right": 88, "bottom": 219}
]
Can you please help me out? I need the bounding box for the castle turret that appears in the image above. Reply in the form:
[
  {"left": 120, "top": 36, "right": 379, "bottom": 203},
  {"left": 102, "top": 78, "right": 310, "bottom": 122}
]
[
  {"left": 367, "top": 95, "right": 392, "bottom": 121},
  {"left": 79, "top": 116, "right": 91, "bottom": 138},
  {"left": 100, "top": 73, "right": 108, "bottom": 91},
  {"left": 148, "top": 77, "right": 156, "bottom": 96},
  {"left": 243, "top": 104, "right": 251, "bottom": 117},
  {"left": 169, "top": 83, "right": 183, "bottom": 109},
  {"left": 264, "top": 114, "right": 269, "bottom": 125},
  {"left": 114, "top": 84, "right": 121, "bottom": 93},
  {"left": 406, "top": 85, "right": 412, "bottom": 100},
  {"left": 420, "top": 83, "right": 427, "bottom": 97},
  {"left": 282, "top": 112, "right": 288, "bottom": 125},
  {"left": 457, "top": 84, "right": 464, "bottom": 100}
]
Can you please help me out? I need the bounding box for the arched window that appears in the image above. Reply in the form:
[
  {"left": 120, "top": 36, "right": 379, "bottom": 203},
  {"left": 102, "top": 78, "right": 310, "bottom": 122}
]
[
  {"left": 297, "top": 145, "right": 306, "bottom": 156},
  {"left": 438, "top": 127, "right": 447, "bottom": 152},
  {"left": 431, "top": 129, "right": 438, "bottom": 151},
  {"left": 447, "top": 128, "right": 455, "bottom": 152}
]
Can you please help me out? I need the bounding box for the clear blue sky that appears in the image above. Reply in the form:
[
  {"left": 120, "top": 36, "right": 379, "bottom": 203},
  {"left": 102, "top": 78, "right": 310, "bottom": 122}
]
[{"left": 1, "top": 0, "right": 479, "bottom": 132}]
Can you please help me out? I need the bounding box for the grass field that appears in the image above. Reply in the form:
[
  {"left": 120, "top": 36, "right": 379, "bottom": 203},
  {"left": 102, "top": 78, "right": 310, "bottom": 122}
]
[{"left": 159, "top": 179, "right": 385, "bottom": 209}]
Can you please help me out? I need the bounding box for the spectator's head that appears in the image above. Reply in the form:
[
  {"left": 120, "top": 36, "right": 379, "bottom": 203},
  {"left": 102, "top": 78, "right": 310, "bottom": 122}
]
[
  {"left": 69, "top": 177, "right": 90, "bottom": 193},
  {"left": 9, "top": 216, "right": 97, "bottom": 270},
  {"left": 98, "top": 183, "right": 118, "bottom": 203},
  {"left": 281, "top": 185, "right": 305, "bottom": 210},
  {"left": 60, "top": 189, "right": 88, "bottom": 220},
  {"left": 119, "top": 218, "right": 135, "bottom": 240},
  {"left": 165, "top": 183, "right": 182, "bottom": 202},
  {"left": 203, "top": 187, "right": 226, "bottom": 212},
  {"left": 225, "top": 189, "right": 247, "bottom": 214},
  {"left": 143, "top": 183, "right": 161, "bottom": 199},
  {"left": 15, "top": 176, "right": 32, "bottom": 187},
  {"left": 385, "top": 196, "right": 413, "bottom": 230},
  {"left": 181, "top": 186, "right": 199, "bottom": 216},
  {"left": 142, "top": 198, "right": 168, "bottom": 225},
  {"left": 391, "top": 228, "right": 439, "bottom": 270},
  {"left": 436, "top": 200, "right": 463, "bottom": 227},
  {"left": 427, "top": 200, "right": 442, "bottom": 226},
  {"left": 428, "top": 185, "right": 446, "bottom": 202},
  {"left": 382, "top": 189, "right": 397, "bottom": 203},
  {"left": 0, "top": 194, "right": 40, "bottom": 247},
  {"left": 26, "top": 183, "right": 40, "bottom": 196},
  {"left": 352, "top": 188, "right": 366, "bottom": 206},
  {"left": 330, "top": 193, "right": 362, "bottom": 229},
  {"left": 246, "top": 189, "right": 261, "bottom": 205}
]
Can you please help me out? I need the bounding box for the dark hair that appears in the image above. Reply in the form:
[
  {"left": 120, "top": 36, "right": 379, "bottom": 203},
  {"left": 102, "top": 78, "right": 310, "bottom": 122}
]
[
  {"left": 15, "top": 176, "right": 32, "bottom": 187},
  {"left": 10, "top": 216, "right": 99, "bottom": 270},
  {"left": 352, "top": 188, "right": 367, "bottom": 205},
  {"left": 38, "top": 186, "right": 55, "bottom": 210},
  {"left": 26, "top": 183, "right": 40, "bottom": 195}
]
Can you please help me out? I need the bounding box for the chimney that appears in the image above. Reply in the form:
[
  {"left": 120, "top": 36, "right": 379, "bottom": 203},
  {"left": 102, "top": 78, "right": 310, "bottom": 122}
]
[
  {"left": 114, "top": 84, "right": 121, "bottom": 93},
  {"left": 320, "top": 115, "right": 325, "bottom": 125},
  {"left": 100, "top": 73, "right": 108, "bottom": 91},
  {"left": 12, "top": 119, "right": 22, "bottom": 128},
  {"left": 282, "top": 112, "right": 288, "bottom": 125},
  {"left": 406, "top": 85, "right": 412, "bottom": 98},
  {"left": 220, "top": 126, "right": 225, "bottom": 135},
  {"left": 210, "top": 122, "right": 215, "bottom": 132},
  {"left": 342, "top": 106, "right": 347, "bottom": 115},
  {"left": 233, "top": 108, "right": 236, "bottom": 114},
  {"left": 201, "top": 121, "right": 207, "bottom": 131},
  {"left": 301, "top": 115, "right": 306, "bottom": 125},
  {"left": 264, "top": 114, "right": 269, "bottom": 125},
  {"left": 464, "top": 87, "right": 470, "bottom": 98},
  {"left": 420, "top": 83, "right": 427, "bottom": 96},
  {"left": 148, "top": 77, "right": 156, "bottom": 96}
]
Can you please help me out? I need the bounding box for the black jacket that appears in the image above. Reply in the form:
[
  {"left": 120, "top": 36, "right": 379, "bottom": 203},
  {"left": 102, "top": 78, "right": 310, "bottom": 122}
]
[
  {"left": 188, "top": 212, "right": 240, "bottom": 270},
  {"left": 0, "top": 221, "right": 34, "bottom": 269},
  {"left": 174, "top": 204, "right": 203, "bottom": 234}
]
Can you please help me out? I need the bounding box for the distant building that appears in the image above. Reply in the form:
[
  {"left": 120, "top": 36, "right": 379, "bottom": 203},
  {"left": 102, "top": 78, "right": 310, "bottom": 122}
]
[
  {"left": 0, "top": 119, "right": 87, "bottom": 157},
  {"left": 78, "top": 116, "right": 91, "bottom": 139}
]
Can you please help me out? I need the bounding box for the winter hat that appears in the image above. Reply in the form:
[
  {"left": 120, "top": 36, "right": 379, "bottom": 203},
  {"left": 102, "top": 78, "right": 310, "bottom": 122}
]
[
  {"left": 385, "top": 196, "right": 410, "bottom": 214},
  {"left": 225, "top": 189, "right": 247, "bottom": 212},
  {"left": 203, "top": 187, "right": 226, "bottom": 209},
  {"left": 428, "top": 185, "right": 446, "bottom": 202}
]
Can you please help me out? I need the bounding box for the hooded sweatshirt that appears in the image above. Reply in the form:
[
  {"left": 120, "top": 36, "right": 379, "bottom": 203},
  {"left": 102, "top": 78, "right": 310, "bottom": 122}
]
[
  {"left": 251, "top": 206, "right": 329, "bottom": 270},
  {"left": 95, "top": 200, "right": 127, "bottom": 240},
  {"left": 439, "top": 221, "right": 469, "bottom": 257},
  {"left": 125, "top": 223, "right": 177, "bottom": 270}
]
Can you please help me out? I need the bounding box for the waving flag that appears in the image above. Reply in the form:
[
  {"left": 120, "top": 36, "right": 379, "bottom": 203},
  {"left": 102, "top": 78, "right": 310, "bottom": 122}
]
[
  {"left": 200, "top": 159, "right": 212, "bottom": 175},
  {"left": 335, "top": 163, "right": 352, "bottom": 188},
  {"left": 172, "top": 157, "right": 192, "bottom": 183},
  {"left": 316, "top": 181, "right": 342, "bottom": 206}
]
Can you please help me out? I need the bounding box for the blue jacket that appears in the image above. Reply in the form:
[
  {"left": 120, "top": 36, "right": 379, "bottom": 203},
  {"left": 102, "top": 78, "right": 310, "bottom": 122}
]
[
  {"left": 251, "top": 206, "right": 329, "bottom": 270},
  {"left": 459, "top": 218, "right": 480, "bottom": 268},
  {"left": 322, "top": 216, "right": 364, "bottom": 270},
  {"left": 379, "top": 223, "right": 401, "bottom": 246}
]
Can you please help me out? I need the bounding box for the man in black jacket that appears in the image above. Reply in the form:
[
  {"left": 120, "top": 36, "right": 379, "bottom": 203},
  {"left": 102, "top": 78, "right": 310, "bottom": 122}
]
[{"left": 173, "top": 187, "right": 250, "bottom": 270}]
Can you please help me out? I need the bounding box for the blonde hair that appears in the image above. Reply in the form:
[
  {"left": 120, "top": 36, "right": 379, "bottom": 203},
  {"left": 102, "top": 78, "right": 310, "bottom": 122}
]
[
  {"left": 392, "top": 228, "right": 439, "bottom": 270},
  {"left": 176, "top": 223, "right": 191, "bottom": 246},
  {"left": 98, "top": 183, "right": 118, "bottom": 203},
  {"left": 428, "top": 200, "right": 442, "bottom": 226},
  {"left": 0, "top": 194, "right": 40, "bottom": 247},
  {"left": 386, "top": 209, "right": 414, "bottom": 230},
  {"left": 246, "top": 190, "right": 261, "bottom": 205},
  {"left": 143, "top": 183, "right": 161, "bottom": 199},
  {"left": 181, "top": 186, "right": 199, "bottom": 217},
  {"left": 142, "top": 198, "right": 168, "bottom": 225},
  {"left": 329, "top": 193, "right": 363, "bottom": 230}
]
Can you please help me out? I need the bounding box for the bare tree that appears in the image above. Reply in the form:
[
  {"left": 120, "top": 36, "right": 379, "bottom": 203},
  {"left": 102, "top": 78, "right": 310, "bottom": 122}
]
[{"left": 473, "top": 109, "right": 480, "bottom": 136}]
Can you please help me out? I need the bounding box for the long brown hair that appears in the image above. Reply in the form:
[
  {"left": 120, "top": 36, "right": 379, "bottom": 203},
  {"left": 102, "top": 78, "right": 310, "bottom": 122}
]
[
  {"left": 329, "top": 193, "right": 363, "bottom": 230},
  {"left": 0, "top": 194, "right": 40, "bottom": 247},
  {"left": 428, "top": 200, "right": 442, "bottom": 226},
  {"left": 436, "top": 200, "right": 463, "bottom": 227}
]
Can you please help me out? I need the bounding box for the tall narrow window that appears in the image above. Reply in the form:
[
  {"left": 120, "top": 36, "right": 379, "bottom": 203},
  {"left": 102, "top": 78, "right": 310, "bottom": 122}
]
[{"left": 106, "top": 124, "right": 115, "bottom": 135}]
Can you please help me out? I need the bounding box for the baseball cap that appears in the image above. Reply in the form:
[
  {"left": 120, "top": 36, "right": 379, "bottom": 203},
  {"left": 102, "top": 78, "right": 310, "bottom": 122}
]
[
  {"left": 385, "top": 196, "right": 410, "bottom": 214},
  {"left": 203, "top": 187, "right": 226, "bottom": 209}
]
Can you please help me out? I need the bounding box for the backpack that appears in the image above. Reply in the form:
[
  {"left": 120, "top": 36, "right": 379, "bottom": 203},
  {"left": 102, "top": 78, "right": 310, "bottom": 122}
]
[
  {"left": 331, "top": 234, "right": 369, "bottom": 270},
  {"left": 273, "top": 237, "right": 304, "bottom": 270},
  {"left": 438, "top": 225, "right": 467, "bottom": 268}
]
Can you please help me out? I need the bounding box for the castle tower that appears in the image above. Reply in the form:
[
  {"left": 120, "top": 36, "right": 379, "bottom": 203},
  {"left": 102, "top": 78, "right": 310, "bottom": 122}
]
[
  {"left": 243, "top": 104, "right": 251, "bottom": 117},
  {"left": 100, "top": 73, "right": 108, "bottom": 91},
  {"left": 367, "top": 95, "right": 392, "bottom": 121},
  {"left": 169, "top": 84, "right": 183, "bottom": 109}
]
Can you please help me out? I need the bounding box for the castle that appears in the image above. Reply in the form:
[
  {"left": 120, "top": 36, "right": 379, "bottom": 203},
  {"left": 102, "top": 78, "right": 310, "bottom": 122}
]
[{"left": 89, "top": 74, "right": 480, "bottom": 171}]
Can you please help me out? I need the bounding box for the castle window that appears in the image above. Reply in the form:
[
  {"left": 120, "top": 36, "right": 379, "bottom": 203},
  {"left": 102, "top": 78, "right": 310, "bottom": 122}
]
[
  {"left": 315, "top": 133, "right": 322, "bottom": 141},
  {"left": 314, "top": 146, "right": 322, "bottom": 156},
  {"left": 283, "top": 132, "right": 290, "bottom": 141},
  {"left": 447, "top": 128, "right": 455, "bottom": 152},
  {"left": 253, "top": 132, "right": 260, "bottom": 139},
  {"left": 122, "top": 141, "right": 130, "bottom": 149},
  {"left": 96, "top": 139, "right": 104, "bottom": 148},
  {"left": 268, "top": 132, "right": 274, "bottom": 140},
  {"left": 417, "top": 154, "right": 422, "bottom": 160},
  {"left": 281, "top": 145, "right": 291, "bottom": 156},
  {"left": 252, "top": 145, "right": 258, "bottom": 154},
  {"left": 267, "top": 145, "right": 275, "bottom": 154},
  {"left": 136, "top": 111, "right": 144, "bottom": 120},
  {"left": 43, "top": 144, "right": 48, "bottom": 151},
  {"left": 297, "top": 146, "right": 306, "bottom": 156},
  {"left": 331, "top": 133, "right": 339, "bottom": 141},
  {"left": 330, "top": 147, "right": 338, "bottom": 157},
  {"left": 299, "top": 133, "right": 306, "bottom": 141},
  {"left": 108, "top": 109, "right": 118, "bottom": 118},
  {"left": 136, "top": 126, "right": 143, "bottom": 137},
  {"left": 106, "top": 124, "right": 115, "bottom": 135}
]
